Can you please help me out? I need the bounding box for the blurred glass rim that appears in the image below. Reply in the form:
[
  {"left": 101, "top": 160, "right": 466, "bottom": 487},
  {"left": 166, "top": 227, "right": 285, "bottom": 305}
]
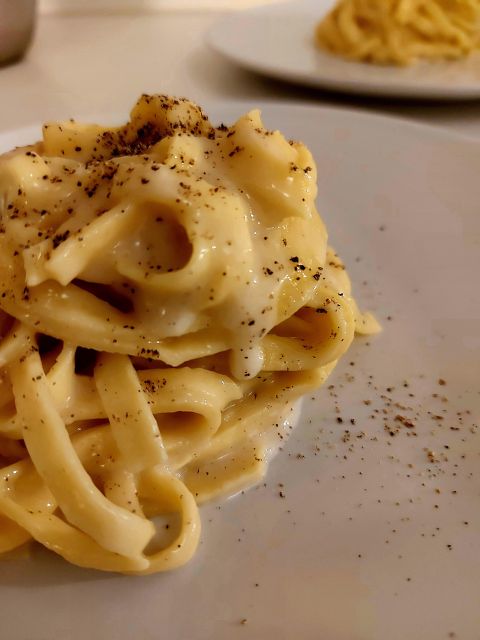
[{"left": 0, "top": 0, "right": 36, "bottom": 65}]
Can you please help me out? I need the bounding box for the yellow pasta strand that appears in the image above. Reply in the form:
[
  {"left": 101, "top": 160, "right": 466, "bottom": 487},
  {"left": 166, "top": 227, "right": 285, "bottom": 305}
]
[{"left": 316, "top": 0, "right": 480, "bottom": 65}]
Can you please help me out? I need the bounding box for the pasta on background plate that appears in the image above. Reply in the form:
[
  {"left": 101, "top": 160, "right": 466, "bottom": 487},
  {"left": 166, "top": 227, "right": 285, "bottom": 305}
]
[
  {"left": 0, "top": 95, "right": 379, "bottom": 574},
  {"left": 316, "top": 0, "right": 480, "bottom": 66}
]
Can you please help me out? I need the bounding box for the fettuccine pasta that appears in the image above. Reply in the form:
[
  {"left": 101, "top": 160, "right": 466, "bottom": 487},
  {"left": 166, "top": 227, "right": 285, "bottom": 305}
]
[
  {"left": 0, "top": 95, "right": 379, "bottom": 574},
  {"left": 316, "top": 0, "right": 480, "bottom": 65}
]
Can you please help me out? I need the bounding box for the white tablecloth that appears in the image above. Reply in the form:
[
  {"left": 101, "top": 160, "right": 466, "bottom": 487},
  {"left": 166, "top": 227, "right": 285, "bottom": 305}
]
[
  {"left": 1, "top": 12, "right": 480, "bottom": 137},
  {"left": 38, "top": 0, "right": 287, "bottom": 13}
]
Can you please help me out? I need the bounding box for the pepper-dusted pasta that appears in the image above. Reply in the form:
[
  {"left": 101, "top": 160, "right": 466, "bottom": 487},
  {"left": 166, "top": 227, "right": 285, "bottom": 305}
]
[{"left": 0, "top": 95, "right": 379, "bottom": 574}]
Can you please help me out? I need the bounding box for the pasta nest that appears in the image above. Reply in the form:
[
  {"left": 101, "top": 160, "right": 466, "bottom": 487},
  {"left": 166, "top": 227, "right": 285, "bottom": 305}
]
[
  {"left": 316, "top": 0, "right": 480, "bottom": 65},
  {"left": 0, "top": 95, "right": 378, "bottom": 573}
]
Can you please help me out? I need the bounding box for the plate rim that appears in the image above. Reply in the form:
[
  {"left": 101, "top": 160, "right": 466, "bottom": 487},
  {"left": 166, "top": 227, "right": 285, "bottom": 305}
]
[{"left": 2, "top": 101, "right": 479, "bottom": 151}]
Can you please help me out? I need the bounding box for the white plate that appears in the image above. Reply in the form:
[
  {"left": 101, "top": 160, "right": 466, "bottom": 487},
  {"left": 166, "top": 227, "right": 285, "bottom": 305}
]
[
  {"left": 208, "top": 0, "right": 480, "bottom": 100},
  {"left": 1, "top": 104, "right": 480, "bottom": 640}
]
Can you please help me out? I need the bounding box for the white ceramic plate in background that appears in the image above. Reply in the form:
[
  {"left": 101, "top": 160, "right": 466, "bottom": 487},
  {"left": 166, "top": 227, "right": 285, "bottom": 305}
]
[
  {"left": 1, "top": 104, "right": 479, "bottom": 640},
  {"left": 208, "top": 0, "right": 480, "bottom": 100}
]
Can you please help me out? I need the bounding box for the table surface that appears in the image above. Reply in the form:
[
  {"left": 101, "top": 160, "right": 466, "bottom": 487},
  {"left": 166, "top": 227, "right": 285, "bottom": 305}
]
[{"left": 1, "top": 12, "right": 480, "bottom": 136}]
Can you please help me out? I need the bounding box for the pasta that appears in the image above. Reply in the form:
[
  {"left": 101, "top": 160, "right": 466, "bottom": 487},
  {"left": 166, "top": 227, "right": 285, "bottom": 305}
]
[
  {"left": 316, "top": 0, "right": 480, "bottom": 65},
  {"left": 0, "top": 95, "right": 379, "bottom": 574}
]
